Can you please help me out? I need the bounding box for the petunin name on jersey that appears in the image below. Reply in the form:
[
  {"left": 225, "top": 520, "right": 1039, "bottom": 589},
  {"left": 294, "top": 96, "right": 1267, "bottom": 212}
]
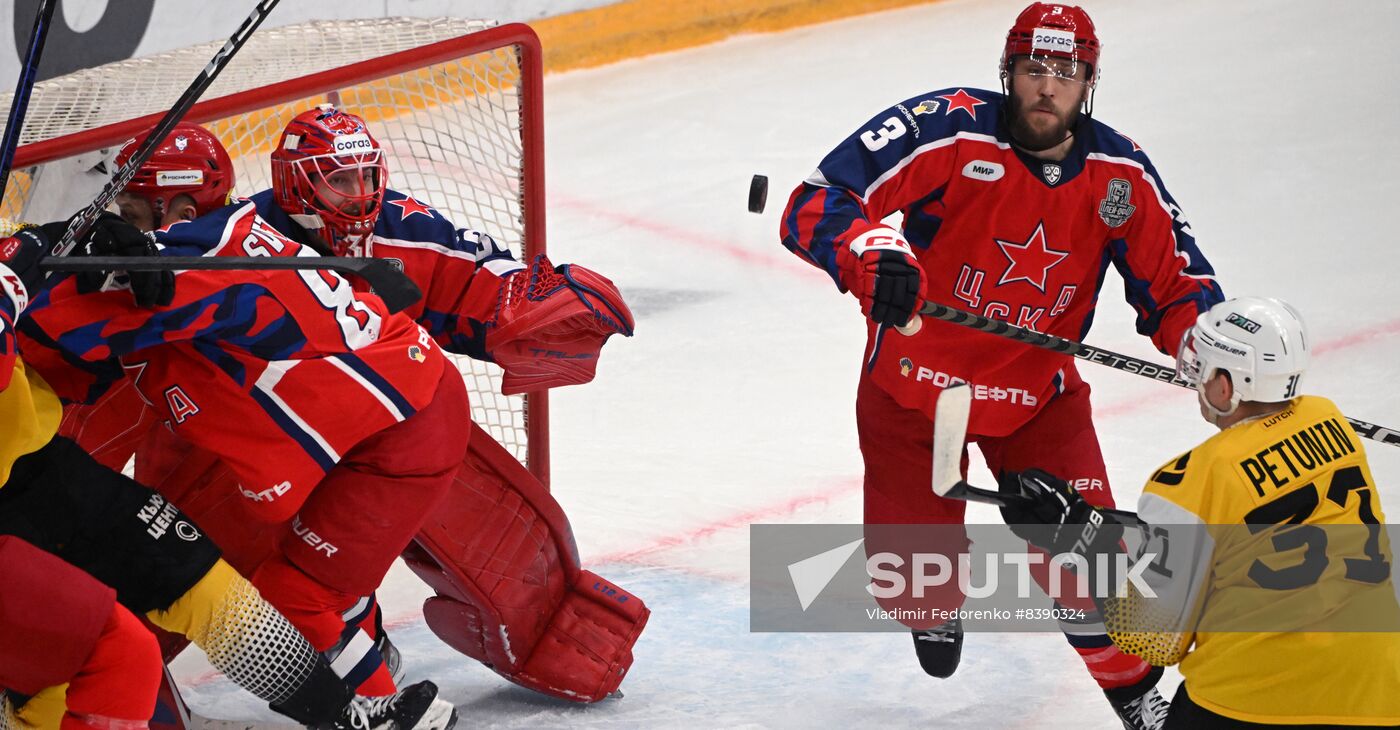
[{"left": 1238, "top": 417, "right": 1357, "bottom": 497}]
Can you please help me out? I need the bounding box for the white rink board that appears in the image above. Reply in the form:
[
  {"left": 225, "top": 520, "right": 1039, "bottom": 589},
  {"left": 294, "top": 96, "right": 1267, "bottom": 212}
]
[{"left": 171, "top": 0, "right": 1400, "bottom": 726}]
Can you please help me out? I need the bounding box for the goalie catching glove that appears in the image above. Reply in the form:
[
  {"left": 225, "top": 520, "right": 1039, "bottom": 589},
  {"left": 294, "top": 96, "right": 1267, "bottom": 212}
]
[
  {"left": 836, "top": 224, "right": 927, "bottom": 328},
  {"left": 487, "top": 254, "right": 634, "bottom": 395}
]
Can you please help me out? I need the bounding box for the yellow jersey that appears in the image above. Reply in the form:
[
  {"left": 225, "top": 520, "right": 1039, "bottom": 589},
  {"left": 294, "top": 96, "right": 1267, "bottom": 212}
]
[
  {"left": 0, "top": 359, "right": 61, "bottom": 484},
  {"left": 1109, "top": 395, "right": 1400, "bottom": 725}
]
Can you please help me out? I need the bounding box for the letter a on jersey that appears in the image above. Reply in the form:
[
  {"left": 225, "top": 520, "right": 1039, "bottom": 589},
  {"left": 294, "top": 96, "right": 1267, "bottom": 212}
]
[{"left": 994, "top": 221, "right": 1069, "bottom": 293}]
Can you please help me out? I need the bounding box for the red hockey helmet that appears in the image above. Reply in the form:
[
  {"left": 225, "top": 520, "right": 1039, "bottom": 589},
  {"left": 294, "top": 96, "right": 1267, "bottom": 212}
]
[
  {"left": 1000, "top": 3, "right": 1100, "bottom": 87},
  {"left": 116, "top": 122, "right": 234, "bottom": 221},
  {"left": 271, "top": 105, "right": 387, "bottom": 254}
]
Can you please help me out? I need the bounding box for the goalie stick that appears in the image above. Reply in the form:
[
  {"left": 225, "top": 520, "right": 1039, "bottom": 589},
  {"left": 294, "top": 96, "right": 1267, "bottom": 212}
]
[
  {"left": 50, "top": 0, "right": 281, "bottom": 258},
  {"left": 931, "top": 384, "right": 1142, "bottom": 526},
  {"left": 901, "top": 300, "right": 1400, "bottom": 450},
  {"left": 40, "top": 256, "right": 423, "bottom": 313},
  {"left": 0, "top": 0, "right": 56, "bottom": 203}
]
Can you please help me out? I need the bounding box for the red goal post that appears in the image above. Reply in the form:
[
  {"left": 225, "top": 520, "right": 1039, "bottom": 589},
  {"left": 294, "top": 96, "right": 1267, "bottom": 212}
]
[{"left": 1, "top": 18, "right": 550, "bottom": 486}]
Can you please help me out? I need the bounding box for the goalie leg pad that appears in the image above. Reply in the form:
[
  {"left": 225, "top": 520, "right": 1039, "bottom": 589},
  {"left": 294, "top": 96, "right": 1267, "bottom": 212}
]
[
  {"left": 419, "top": 570, "right": 647, "bottom": 701},
  {"left": 404, "top": 422, "right": 649, "bottom": 702}
]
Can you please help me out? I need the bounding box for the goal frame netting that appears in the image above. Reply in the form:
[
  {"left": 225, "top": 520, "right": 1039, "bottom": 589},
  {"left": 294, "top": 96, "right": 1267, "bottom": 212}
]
[{"left": 6, "top": 20, "right": 550, "bottom": 487}]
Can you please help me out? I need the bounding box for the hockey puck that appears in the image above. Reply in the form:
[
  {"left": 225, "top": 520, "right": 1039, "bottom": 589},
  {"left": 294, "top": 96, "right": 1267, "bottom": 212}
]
[{"left": 748, "top": 174, "right": 768, "bottom": 214}]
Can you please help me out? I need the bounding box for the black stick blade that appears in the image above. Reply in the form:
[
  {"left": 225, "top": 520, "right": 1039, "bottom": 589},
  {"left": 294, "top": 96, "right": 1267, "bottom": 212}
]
[{"left": 40, "top": 255, "right": 423, "bottom": 314}]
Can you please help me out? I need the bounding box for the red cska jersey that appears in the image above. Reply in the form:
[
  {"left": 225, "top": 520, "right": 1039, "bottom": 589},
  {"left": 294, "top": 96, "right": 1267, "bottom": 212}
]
[
  {"left": 781, "top": 87, "right": 1223, "bottom": 436},
  {"left": 245, "top": 188, "right": 523, "bottom": 361},
  {"left": 57, "top": 186, "right": 520, "bottom": 498},
  {"left": 21, "top": 202, "right": 449, "bottom": 522}
]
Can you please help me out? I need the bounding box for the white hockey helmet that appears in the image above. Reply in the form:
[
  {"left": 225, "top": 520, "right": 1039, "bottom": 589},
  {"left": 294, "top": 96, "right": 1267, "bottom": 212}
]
[{"left": 1176, "top": 297, "right": 1309, "bottom": 415}]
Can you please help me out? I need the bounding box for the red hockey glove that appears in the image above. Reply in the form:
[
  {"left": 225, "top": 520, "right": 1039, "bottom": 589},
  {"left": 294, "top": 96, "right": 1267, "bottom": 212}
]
[
  {"left": 836, "top": 225, "right": 926, "bottom": 327},
  {"left": 0, "top": 228, "right": 47, "bottom": 317},
  {"left": 487, "top": 254, "right": 635, "bottom": 395},
  {"left": 998, "top": 468, "right": 1122, "bottom": 559}
]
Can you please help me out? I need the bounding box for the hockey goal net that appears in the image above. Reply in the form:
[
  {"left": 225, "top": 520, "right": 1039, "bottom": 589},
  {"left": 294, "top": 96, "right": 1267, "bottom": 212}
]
[{"left": 0, "top": 18, "right": 549, "bottom": 484}]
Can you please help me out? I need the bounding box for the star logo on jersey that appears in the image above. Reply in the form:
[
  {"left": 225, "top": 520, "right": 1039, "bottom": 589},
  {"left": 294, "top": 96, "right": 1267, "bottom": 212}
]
[
  {"left": 936, "top": 89, "right": 986, "bottom": 120},
  {"left": 389, "top": 196, "right": 433, "bottom": 220},
  {"left": 121, "top": 360, "right": 149, "bottom": 390},
  {"left": 994, "top": 221, "right": 1069, "bottom": 293}
]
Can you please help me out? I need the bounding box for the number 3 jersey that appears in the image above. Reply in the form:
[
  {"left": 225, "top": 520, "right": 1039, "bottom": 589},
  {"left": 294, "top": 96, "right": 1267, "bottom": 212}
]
[
  {"left": 780, "top": 88, "right": 1223, "bottom": 436},
  {"left": 1114, "top": 395, "right": 1400, "bottom": 725},
  {"left": 18, "top": 202, "right": 450, "bottom": 523}
]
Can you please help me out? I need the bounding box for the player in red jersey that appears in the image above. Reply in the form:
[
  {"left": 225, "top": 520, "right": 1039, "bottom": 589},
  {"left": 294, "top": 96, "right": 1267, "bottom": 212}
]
[
  {"left": 57, "top": 114, "right": 645, "bottom": 703},
  {"left": 19, "top": 206, "right": 463, "bottom": 727},
  {"left": 2, "top": 219, "right": 453, "bottom": 729},
  {"left": 779, "top": 3, "right": 1222, "bottom": 727},
  {"left": 156, "top": 107, "right": 643, "bottom": 702},
  {"left": 59, "top": 123, "right": 234, "bottom": 470}
]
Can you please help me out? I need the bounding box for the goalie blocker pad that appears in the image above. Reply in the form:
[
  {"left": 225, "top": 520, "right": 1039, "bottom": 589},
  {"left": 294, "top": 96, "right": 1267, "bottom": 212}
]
[
  {"left": 487, "top": 254, "right": 635, "bottom": 395},
  {"left": 403, "top": 421, "right": 648, "bottom": 702}
]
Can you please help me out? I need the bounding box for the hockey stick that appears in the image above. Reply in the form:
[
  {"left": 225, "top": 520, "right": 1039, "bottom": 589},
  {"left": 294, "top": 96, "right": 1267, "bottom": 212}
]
[
  {"left": 50, "top": 0, "right": 281, "bottom": 258},
  {"left": 932, "top": 384, "right": 1143, "bottom": 525},
  {"left": 40, "top": 256, "right": 422, "bottom": 313},
  {"left": 0, "top": 0, "right": 57, "bottom": 203},
  {"left": 901, "top": 300, "right": 1400, "bottom": 449}
]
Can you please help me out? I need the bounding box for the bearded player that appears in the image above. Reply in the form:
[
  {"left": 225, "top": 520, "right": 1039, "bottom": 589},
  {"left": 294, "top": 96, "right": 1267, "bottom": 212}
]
[{"left": 779, "top": 4, "right": 1223, "bottom": 727}]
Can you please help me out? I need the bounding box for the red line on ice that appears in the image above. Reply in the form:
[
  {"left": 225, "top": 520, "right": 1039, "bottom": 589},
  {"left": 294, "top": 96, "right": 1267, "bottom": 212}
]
[{"left": 593, "top": 476, "right": 863, "bottom": 564}]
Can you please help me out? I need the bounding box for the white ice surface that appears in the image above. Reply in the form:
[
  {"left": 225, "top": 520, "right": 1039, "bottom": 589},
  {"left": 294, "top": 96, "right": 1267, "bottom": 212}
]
[{"left": 172, "top": 0, "right": 1400, "bottom": 726}]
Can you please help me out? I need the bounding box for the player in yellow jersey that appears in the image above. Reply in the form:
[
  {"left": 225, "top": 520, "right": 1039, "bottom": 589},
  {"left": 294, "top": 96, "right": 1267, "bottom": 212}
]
[{"left": 999, "top": 297, "right": 1400, "bottom": 728}]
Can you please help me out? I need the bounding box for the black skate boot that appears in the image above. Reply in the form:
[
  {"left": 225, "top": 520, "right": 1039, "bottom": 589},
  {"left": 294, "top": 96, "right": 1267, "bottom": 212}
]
[
  {"left": 328, "top": 680, "right": 457, "bottom": 730},
  {"left": 911, "top": 618, "right": 963, "bottom": 678},
  {"left": 1106, "top": 666, "right": 1170, "bottom": 730}
]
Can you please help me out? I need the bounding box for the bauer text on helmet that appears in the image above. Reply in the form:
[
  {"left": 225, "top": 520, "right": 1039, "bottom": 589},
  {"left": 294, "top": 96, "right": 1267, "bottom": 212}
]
[{"left": 1175, "top": 297, "right": 1310, "bottom": 420}]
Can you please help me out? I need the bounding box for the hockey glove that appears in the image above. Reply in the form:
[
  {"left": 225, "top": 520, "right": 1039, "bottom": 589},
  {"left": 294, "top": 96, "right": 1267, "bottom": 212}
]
[
  {"left": 998, "top": 468, "right": 1122, "bottom": 559},
  {"left": 0, "top": 228, "right": 47, "bottom": 317},
  {"left": 51, "top": 212, "right": 174, "bottom": 307},
  {"left": 488, "top": 254, "right": 635, "bottom": 395},
  {"left": 836, "top": 225, "right": 927, "bottom": 328}
]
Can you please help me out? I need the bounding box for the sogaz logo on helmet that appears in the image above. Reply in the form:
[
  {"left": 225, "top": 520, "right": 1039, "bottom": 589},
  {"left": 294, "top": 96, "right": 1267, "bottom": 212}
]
[
  {"left": 1031, "top": 27, "right": 1076, "bottom": 53},
  {"left": 333, "top": 133, "right": 374, "bottom": 154},
  {"left": 156, "top": 170, "right": 203, "bottom": 187},
  {"left": 962, "top": 160, "right": 1005, "bottom": 182}
]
